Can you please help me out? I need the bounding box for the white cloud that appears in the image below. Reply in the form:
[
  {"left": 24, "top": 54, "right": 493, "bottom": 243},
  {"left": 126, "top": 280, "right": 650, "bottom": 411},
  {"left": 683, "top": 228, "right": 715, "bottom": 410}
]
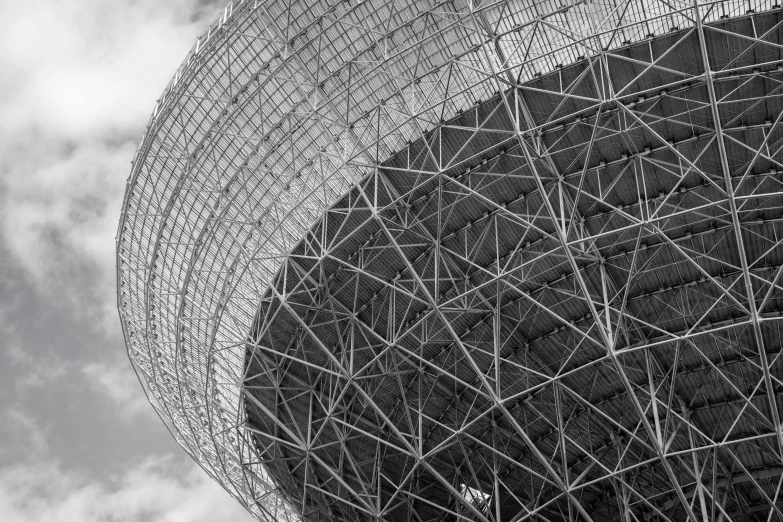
[
  {"left": 5, "top": 343, "right": 70, "bottom": 390},
  {"left": 81, "top": 359, "right": 155, "bottom": 419},
  {"left": 3, "top": 324, "right": 155, "bottom": 418},
  {"left": 1, "top": 0, "right": 220, "bottom": 139},
  {"left": 0, "top": 407, "right": 252, "bottom": 522},
  {"left": 0, "top": 140, "right": 136, "bottom": 328},
  {"left": 1, "top": 407, "right": 49, "bottom": 460},
  {"left": 0, "top": 4, "right": 257, "bottom": 521},
  {"left": 0, "top": 0, "right": 222, "bottom": 329},
  {"left": 0, "top": 455, "right": 253, "bottom": 522}
]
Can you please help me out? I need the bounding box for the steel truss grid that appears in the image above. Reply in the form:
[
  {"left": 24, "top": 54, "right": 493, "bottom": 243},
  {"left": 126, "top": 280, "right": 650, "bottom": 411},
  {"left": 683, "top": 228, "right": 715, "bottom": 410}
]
[{"left": 117, "top": 1, "right": 783, "bottom": 521}]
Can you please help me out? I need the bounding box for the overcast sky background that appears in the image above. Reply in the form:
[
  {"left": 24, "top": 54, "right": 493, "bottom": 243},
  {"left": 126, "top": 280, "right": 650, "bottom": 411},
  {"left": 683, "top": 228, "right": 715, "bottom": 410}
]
[{"left": 0, "top": 0, "right": 254, "bottom": 519}]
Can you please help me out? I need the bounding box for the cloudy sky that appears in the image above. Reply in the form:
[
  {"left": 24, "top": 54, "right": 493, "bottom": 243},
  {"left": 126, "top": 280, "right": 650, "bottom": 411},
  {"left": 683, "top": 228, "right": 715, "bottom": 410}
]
[{"left": 0, "top": 0, "right": 253, "bottom": 519}]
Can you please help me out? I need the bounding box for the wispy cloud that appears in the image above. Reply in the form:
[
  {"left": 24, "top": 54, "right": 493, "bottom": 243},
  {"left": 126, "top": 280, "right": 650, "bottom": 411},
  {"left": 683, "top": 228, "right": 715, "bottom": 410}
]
[
  {"left": 0, "top": 457, "right": 252, "bottom": 522},
  {"left": 0, "top": 0, "right": 221, "bottom": 329},
  {"left": 0, "top": 2, "right": 253, "bottom": 519},
  {"left": 1, "top": 292, "right": 158, "bottom": 418},
  {"left": 81, "top": 360, "right": 155, "bottom": 419},
  {"left": 0, "top": 406, "right": 251, "bottom": 521},
  {"left": 1, "top": 407, "right": 49, "bottom": 460}
]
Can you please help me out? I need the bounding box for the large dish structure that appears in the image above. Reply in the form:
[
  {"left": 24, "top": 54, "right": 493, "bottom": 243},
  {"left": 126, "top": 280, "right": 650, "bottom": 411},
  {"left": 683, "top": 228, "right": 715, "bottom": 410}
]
[{"left": 117, "top": 0, "right": 783, "bottom": 520}]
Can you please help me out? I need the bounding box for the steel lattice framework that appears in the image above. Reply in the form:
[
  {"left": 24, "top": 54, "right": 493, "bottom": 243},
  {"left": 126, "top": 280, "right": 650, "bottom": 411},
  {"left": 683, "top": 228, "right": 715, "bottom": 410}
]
[{"left": 118, "top": 1, "right": 783, "bottom": 521}]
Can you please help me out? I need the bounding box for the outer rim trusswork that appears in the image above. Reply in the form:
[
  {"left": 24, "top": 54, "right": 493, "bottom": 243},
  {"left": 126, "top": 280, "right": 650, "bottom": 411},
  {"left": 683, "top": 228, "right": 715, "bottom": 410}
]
[{"left": 118, "top": 1, "right": 783, "bottom": 521}]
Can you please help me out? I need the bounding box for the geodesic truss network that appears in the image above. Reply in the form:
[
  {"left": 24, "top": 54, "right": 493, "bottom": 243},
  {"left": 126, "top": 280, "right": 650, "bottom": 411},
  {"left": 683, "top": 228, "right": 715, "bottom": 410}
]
[{"left": 118, "top": 0, "right": 783, "bottom": 521}]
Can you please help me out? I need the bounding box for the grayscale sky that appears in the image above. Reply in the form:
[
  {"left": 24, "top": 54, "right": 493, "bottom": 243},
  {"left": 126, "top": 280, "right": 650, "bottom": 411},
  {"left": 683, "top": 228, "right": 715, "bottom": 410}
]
[{"left": 0, "top": 0, "right": 254, "bottom": 519}]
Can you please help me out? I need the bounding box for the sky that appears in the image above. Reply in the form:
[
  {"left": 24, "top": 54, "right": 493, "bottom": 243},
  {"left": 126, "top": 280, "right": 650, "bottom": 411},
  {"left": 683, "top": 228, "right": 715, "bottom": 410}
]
[{"left": 0, "top": 0, "right": 254, "bottom": 520}]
